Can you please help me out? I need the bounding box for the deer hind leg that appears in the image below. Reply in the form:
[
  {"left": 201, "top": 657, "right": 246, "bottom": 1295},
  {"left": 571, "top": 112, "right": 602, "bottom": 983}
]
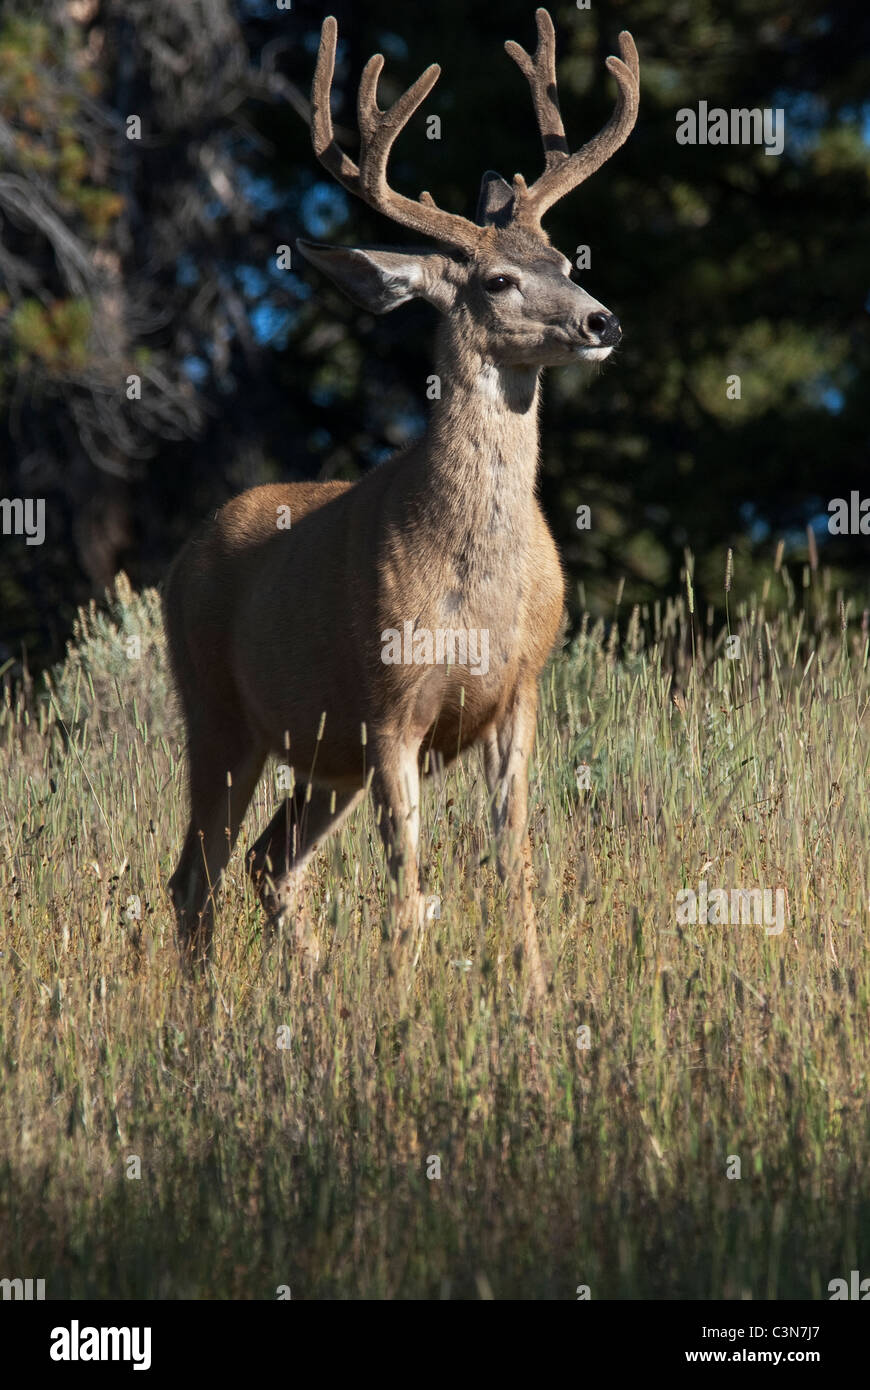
[
  {"left": 246, "top": 783, "right": 364, "bottom": 926},
  {"left": 369, "top": 741, "right": 424, "bottom": 960},
  {"left": 484, "top": 684, "right": 546, "bottom": 1003},
  {"left": 169, "top": 726, "right": 265, "bottom": 965}
]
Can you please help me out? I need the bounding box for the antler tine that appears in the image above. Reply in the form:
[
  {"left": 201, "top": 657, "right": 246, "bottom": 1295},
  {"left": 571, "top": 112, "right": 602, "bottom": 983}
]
[
  {"left": 355, "top": 53, "right": 439, "bottom": 203},
  {"left": 504, "top": 7, "right": 570, "bottom": 173},
  {"left": 307, "top": 15, "right": 483, "bottom": 253},
  {"left": 508, "top": 11, "right": 639, "bottom": 231},
  {"left": 310, "top": 16, "right": 361, "bottom": 194}
]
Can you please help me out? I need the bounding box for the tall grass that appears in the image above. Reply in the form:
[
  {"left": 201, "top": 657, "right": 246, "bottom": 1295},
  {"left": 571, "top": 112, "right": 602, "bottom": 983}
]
[{"left": 1, "top": 557, "right": 868, "bottom": 1298}]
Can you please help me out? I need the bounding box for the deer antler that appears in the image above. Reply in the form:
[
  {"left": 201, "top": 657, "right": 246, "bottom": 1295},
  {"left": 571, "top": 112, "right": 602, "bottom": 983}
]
[
  {"left": 505, "top": 8, "right": 639, "bottom": 230},
  {"left": 309, "top": 16, "right": 485, "bottom": 253}
]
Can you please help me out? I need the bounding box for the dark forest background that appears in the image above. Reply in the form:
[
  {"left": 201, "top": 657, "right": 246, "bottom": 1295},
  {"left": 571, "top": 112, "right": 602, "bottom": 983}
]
[{"left": 0, "top": 0, "right": 868, "bottom": 672}]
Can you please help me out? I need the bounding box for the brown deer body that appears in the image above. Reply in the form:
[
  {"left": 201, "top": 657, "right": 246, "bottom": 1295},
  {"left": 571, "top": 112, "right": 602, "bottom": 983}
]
[{"left": 164, "top": 10, "right": 639, "bottom": 996}]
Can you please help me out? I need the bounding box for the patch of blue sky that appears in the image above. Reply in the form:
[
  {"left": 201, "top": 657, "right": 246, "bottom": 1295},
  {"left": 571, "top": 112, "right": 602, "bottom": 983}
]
[
  {"left": 235, "top": 264, "right": 268, "bottom": 297},
  {"left": 176, "top": 253, "right": 200, "bottom": 287},
  {"left": 739, "top": 500, "right": 770, "bottom": 543},
  {"left": 768, "top": 88, "right": 828, "bottom": 156},
  {"left": 236, "top": 167, "right": 286, "bottom": 214},
  {"left": 388, "top": 408, "right": 426, "bottom": 442},
  {"left": 250, "top": 301, "right": 295, "bottom": 348},
  {"left": 301, "top": 183, "right": 350, "bottom": 237},
  {"left": 742, "top": 500, "right": 841, "bottom": 555},
  {"left": 182, "top": 355, "right": 209, "bottom": 384},
  {"left": 808, "top": 509, "right": 833, "bottom": 539},
  {"left": 281, "top": 271, "right": 312, "bottom": 300},
  {"left": 802, "top": 371, "right": 850, "bottom": 416},
  {"left": 766, "top": 88, "right": 870, "bottom": 157},
  {"left": 839, "top": 104, "right": 870, "bottom": 144}
]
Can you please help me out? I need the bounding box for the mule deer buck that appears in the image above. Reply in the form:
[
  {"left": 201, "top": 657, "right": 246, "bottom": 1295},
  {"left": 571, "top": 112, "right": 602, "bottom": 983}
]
[{"left": 164, "top": 9, "right": 639, "bottom": 996}]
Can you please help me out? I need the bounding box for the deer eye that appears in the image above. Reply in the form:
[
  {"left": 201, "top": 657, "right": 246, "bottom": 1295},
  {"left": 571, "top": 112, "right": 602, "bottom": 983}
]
[{"left": 484, "top": 274, "right": 516, "bottom": 293}]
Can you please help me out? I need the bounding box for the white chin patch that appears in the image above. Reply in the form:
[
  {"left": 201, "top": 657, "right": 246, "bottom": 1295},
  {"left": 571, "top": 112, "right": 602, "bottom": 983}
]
[{"left": 575, "top": 345, "right": 613, "bottom": 362}]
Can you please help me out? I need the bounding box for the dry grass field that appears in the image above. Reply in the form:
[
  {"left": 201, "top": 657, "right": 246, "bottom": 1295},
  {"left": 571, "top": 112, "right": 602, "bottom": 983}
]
[{"left": 1, "top": 556, "right": 868, "bottom": 1298}]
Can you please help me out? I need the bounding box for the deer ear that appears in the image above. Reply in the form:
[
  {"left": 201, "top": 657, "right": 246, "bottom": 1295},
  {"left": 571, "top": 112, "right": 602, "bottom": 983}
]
[
  {"left": 297, "top": 241, "right": 453, "bottom": 314},
  {"left": 476, "top": 171, "right": 515, "bottom": 227}
]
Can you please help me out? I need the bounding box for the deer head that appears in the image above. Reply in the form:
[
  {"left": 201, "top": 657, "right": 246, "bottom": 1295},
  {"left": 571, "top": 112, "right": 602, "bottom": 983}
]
[{"left": 297, "top": 8, "right": 639, "bottom": 371}]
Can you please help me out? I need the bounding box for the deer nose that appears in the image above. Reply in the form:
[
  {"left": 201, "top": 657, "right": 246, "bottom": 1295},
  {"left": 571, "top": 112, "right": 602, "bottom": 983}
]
[{"left": 583, "top": 310, "right": 621, "bottom": 346}]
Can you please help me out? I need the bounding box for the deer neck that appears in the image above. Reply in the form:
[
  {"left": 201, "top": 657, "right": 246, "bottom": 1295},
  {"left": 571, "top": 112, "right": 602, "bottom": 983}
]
[{"left": 416, "top": 338, "right": 541, "bottom": 580}]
